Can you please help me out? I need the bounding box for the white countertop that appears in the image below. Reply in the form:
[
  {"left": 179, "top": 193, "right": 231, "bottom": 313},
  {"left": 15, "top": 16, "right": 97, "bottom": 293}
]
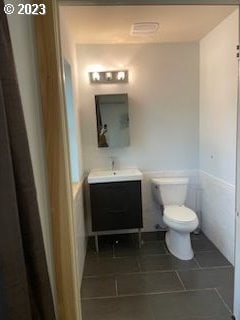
[{"left": 88, "top": 168, "right": 143, "bottom": 184}]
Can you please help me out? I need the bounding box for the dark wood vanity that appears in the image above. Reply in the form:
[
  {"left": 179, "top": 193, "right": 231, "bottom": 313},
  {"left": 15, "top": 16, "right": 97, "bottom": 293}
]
[
  {"left": 88, "top": 170, "right": 143, "bottom": 252},
  {"left": 90, "top": 180, "right": 143, "bottom": 232}
]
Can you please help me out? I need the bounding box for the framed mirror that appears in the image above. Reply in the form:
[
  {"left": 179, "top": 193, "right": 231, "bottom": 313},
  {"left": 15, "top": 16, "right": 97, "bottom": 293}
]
[{"left": 95, "top": 94, "right": 130, "bottom": 148}]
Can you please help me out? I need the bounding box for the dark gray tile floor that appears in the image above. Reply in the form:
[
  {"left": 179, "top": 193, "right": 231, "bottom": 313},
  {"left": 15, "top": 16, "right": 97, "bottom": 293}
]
[{"left": 81, "top": 232, "right": 234, "bottom": 320}]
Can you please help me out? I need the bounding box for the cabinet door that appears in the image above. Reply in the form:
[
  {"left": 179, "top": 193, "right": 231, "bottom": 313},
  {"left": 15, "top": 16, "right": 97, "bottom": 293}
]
[{"left": 90, "top": 181, "right": 143, "bottom": 232}]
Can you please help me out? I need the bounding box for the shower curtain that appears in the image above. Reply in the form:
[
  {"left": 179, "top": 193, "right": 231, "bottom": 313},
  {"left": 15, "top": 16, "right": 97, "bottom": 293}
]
[{"left": 0, "top": 1, "right": 56, "bottom": 319}]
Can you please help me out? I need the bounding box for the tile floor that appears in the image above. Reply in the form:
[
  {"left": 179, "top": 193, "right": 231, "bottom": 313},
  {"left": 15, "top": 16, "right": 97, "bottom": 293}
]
[{"left": 81, "top": 232, "right": 234, "bottom": 320}]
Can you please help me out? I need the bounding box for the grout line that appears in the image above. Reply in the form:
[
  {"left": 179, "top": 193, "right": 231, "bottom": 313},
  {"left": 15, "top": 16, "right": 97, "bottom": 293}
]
[
  {"left": 193, "top": 257, "right": 202, "bottom": 269},
  {"left": 82, "top": 287, "right": 217, "bottom": 301},
  {"left": 175, "top": 271, "right": 186, "bottom": 290},
  {"left": 113, "top": 252, "right": 170, "bottom": 259},
  {"left": 82, "top": 265, "right": 233, "bottom": 279},
  {"left": 214, "top": 288, "right": 233, "bottom": 315},
  {"left": 200, "top": 265, "right": 233, "bottom": 270},
  {"left": 83, "top": 269, "right": 190, "bottom": 279},
  {"left": 87, "top": 250, "right": 228, "bottom": 260}
]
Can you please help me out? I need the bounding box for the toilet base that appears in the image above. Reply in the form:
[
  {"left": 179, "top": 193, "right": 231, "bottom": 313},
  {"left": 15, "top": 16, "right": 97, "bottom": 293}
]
[{"left": 165, "top": 229, "right": 194, "bottom": 260}]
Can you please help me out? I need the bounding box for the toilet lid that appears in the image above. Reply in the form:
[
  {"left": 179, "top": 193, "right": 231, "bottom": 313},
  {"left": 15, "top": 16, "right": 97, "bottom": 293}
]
[{"left": 164, "top": 206, "right": 197, "bottom": 223}]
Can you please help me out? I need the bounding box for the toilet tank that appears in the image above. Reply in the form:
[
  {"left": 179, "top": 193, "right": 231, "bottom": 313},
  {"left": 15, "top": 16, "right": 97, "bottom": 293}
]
[{"left": 151, "top": 177, "right": 189, "bottom": 206}]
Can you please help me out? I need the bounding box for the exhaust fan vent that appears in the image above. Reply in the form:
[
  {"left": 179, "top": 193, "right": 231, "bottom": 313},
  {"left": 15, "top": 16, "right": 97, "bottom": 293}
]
[{"left": 131, "top": 22, "right": 159, "bottom": 36}]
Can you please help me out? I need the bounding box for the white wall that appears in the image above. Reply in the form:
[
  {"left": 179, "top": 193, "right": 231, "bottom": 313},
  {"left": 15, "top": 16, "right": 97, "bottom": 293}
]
[
  {"left": 199, "top": 10, "right": 238, "bottom": 264},
  {"left": 78, "top": 43, "right": 199, "bottom": 172},
  {"left": 6, "top": 0, "right": 57, "bottom": 306},
  {"left": 77, "top": 43, "right": 200, "bottom": 234},
  {"left": 59, "top": 16, "right": 86, "bottom": 282}
]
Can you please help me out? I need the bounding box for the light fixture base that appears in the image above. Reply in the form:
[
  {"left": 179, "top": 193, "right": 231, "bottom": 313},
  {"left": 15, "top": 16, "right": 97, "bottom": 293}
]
[{"left": 89, "top": 70, "right": 128, "bottom": 84}]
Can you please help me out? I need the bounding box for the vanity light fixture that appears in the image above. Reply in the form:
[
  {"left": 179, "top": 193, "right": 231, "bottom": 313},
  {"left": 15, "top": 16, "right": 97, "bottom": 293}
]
[{"left": 89, "top": 70, "right": 128, "bottom": 84}]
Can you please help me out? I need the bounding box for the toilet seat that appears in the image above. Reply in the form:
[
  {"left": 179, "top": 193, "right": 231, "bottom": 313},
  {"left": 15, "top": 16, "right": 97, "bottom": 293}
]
[
  {"left": 163, "top": 205, "right": 199, "bottom": 234},
  {"left": 164, "top": 205, "right": 197, "bottom": 223}
]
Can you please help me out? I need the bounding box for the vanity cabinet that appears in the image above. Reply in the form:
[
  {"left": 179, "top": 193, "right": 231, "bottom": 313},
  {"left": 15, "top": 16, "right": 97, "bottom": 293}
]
[{"left": 89, "top": 181, "right": 143, "bottom": 232}]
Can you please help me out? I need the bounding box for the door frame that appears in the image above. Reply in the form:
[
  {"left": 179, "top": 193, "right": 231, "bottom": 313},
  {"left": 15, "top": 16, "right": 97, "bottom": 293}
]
[
  {"left": 35, "top": 0, "right": 240, "bottom": 319},
  {"left": 34, "top": 1, "right": 81, "bottom": 320}
]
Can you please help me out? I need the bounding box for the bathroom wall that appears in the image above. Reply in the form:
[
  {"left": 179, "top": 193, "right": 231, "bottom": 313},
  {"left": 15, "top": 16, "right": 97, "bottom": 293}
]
[
  {"left": 60, "top": 17, "right": 86, "bottom": 283},
  {"left": 77, "top": 43, "right": 200, "bottom": 233},
  {"left": 199, "top": 10, "right": 238, "bottom": 264},
  {"left": 78, "top": 43, "right": 199, "bottom": 172},
  {"left": 6, "top": 0, "right": 57, "bottom": 306}
]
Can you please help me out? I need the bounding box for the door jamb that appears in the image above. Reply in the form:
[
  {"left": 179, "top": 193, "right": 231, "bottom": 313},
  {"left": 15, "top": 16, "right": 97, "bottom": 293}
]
[{"left": 34, "top": 1, "right": 81, "bottom": 319}]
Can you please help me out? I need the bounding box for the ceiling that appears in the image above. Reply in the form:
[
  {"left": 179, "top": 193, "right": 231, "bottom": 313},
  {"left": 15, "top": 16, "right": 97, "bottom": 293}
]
[{"left": 59, "top": 5, "right": 236, "bottom": 44}]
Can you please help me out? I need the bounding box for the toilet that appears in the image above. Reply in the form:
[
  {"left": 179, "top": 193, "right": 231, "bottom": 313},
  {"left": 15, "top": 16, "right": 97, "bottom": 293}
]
[{"left": 151, "top": 177, "right": 199, "bottom": 260}]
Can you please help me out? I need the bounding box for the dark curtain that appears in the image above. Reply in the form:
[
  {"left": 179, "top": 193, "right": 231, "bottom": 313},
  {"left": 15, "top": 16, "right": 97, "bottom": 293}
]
[{"left": 0, "top": 2, "right": 56, "bottom": 320}]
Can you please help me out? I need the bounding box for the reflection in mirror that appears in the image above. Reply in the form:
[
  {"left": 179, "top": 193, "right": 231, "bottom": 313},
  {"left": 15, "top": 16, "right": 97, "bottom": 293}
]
[{"left": 95, "top": 94, "right": 130, "bottom": 148}]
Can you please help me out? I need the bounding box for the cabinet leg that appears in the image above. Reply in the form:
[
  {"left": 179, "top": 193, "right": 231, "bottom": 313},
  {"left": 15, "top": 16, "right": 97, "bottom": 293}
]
[
  {"left": 95, "top": 234, "right": 99, "bottom": 253},
  {"left": 138, "top": 228, "right": 142, "bottom": 249}
]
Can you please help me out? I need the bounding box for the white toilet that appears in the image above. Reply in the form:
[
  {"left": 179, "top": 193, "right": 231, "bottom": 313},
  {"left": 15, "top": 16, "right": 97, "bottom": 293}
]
[{"left": 151, "top": 177, "right": 199, "bottom": 260}]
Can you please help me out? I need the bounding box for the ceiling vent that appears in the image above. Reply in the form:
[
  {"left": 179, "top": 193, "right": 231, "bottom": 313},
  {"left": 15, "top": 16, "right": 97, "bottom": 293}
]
[{"left": 131, "top": 22, "right": 159, "bottom": 36}]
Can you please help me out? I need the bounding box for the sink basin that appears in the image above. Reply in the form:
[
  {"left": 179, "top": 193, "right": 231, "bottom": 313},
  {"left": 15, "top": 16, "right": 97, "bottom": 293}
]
[{"left": 88, "top": 168, "right": 143, "bottom": 184}]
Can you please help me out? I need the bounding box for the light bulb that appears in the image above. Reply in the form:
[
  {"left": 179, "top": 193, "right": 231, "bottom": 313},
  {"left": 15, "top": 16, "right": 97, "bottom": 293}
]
[
  {"left": 117, "top": 71, "right": 125, "bottom": 81},
  {"left": 92, "top": 72, "right": 100, "bottom": 81}
]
